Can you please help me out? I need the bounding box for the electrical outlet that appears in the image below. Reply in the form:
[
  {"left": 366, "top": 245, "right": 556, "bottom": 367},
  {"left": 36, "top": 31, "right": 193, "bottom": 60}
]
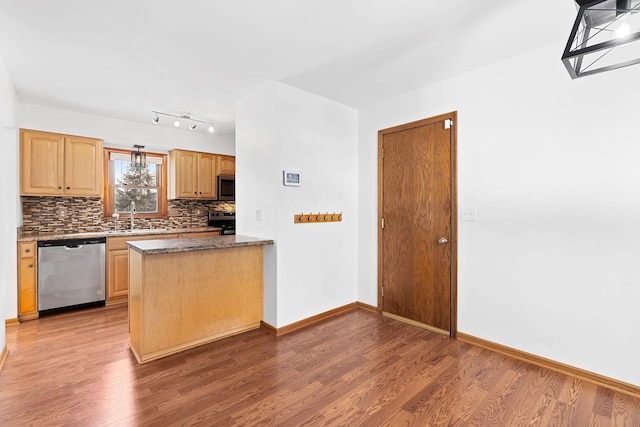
[
  {"left": 58, "top": 208, "right": 67, "bottom": 218},
  {"left": 195, "top": 209, "right": 202, "bottom": 215},
  {"left": 256, "top": 208, "right": 262, "bottom": 221}
]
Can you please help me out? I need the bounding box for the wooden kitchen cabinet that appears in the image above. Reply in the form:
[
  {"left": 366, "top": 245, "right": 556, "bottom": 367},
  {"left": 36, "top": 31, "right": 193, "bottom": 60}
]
[
  {"left": 169, "top": 149, "right": 218, "bottom": 199},
  {"left": 217, "top": 155, "right": 236, "bottom": 175},
  {"left": 20, "top": 129, "right": 103, "bottom": 197},
  {"left": 106, "top": 231, "right": 221, "bottom": 305},
  {"left": 179, "top": 231, "right": 221, "bottom": 238},
  {"left": 106, "top": 234, "right": 178, "bottom": 305},
  {"left": 107, "top": 249, "right": 130, "bottom": 304},
  {"left": 17, "top": 242, "right": 38, "bottom": 320}
]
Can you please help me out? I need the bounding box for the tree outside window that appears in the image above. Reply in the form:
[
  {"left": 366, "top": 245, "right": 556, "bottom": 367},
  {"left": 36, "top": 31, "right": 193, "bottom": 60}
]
[{"left": 105, "top": 149, "right": 167, "bottom": 218}]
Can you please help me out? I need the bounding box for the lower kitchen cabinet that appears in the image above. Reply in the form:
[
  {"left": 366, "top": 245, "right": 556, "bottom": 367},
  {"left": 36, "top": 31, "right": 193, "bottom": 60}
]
[
  {"left": 17, "top": 232, "right": 225, "bottom": 312},
  {"left": 107, "top": 249, "right": 130, "bottom": 304},
  {"left": 17, "top": 242, "right": 38, "bottom": 320},
  {"left": 106, "top": 234, "right": 179, "bottom": 305},
  {"left": 106, "top": 231, "right": 219, "bottom": 305}
]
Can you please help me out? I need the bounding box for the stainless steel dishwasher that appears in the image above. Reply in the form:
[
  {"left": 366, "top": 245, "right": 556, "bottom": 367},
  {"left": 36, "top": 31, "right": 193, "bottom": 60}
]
[{"left": 38, "top": 237, "right": 106, "bottom": 313}]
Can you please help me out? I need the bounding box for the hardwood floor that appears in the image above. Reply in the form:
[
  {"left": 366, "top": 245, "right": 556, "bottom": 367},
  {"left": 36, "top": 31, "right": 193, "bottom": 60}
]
[{"left": 1, "top": 306, "right": 639, "bottom": 426}]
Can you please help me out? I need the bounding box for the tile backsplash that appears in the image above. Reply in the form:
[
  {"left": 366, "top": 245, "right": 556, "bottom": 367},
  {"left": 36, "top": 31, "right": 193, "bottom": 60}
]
[{"left": 20, "top": 196, "right": 231, "bottom": 233}]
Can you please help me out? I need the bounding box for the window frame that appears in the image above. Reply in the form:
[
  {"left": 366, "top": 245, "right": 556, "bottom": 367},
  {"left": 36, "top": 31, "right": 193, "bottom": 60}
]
[{"left": 103, "top": 147, "right": 168, "bottom": 219}]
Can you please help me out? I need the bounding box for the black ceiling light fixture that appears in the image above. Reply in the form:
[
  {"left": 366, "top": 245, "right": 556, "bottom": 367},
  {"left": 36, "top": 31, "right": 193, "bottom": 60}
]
[
  {"left": 131, "top": 144, "right": 147, "bottom": 168},
  {"left": 562, "top": 0, "right": 640, "bottom": 78}
]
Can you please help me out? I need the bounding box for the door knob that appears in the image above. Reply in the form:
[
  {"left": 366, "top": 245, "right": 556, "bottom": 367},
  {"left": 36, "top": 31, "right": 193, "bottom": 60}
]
[{"left": 438, "top": 237, "right": 449, "bottom": 245}]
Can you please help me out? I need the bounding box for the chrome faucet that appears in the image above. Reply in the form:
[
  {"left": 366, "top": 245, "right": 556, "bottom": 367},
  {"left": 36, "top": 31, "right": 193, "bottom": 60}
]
[{"left": 130, "top": 201, "right": 136, "bottom": 230}]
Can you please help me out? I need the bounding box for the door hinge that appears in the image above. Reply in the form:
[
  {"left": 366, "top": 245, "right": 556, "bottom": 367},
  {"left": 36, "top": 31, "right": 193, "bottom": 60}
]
[
  {"left": 444, "top": 119, "right": 453, "bottom": 129},
  {"left": 381, "top": 286, "right": 384, "bottom": 297},
  {"left": 381, "top": 147, "right": 384, "bottom": 158},
  {"left": 381, "top": 217, "right": 385, "bottom": 229}
]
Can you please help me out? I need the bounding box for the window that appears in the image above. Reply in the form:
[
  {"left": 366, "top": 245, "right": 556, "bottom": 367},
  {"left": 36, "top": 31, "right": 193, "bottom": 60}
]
[{"left": 104, "top": 148, "right": 167, "bottom": 218}]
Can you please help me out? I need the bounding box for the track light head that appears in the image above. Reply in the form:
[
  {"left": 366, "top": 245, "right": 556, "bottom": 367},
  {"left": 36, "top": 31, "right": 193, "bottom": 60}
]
[
  {"left": 189, "top": 123, "right": 197, "bottom": 130},
  {"left": 152, "top": 114, "right": 159, "bottom": 124}
]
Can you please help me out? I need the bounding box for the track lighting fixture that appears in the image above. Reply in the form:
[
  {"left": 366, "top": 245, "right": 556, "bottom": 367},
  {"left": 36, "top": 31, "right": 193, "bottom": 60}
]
[{"left": 151, "top": 110, "right": 215, "bottom": 133}]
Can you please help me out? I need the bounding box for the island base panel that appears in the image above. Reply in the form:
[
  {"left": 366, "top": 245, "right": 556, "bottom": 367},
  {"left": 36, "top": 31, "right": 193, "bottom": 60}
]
[{"left": 128, "top": 245, "right": 264, "bottom": 363}]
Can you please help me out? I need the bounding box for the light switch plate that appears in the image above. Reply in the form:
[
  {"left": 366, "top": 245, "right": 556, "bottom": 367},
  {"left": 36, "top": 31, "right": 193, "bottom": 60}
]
[{"left": 461, "top": 207, "right": 477, "bottom": 221}]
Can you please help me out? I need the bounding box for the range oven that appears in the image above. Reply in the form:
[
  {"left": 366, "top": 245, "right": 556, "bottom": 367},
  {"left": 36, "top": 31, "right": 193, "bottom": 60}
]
[{"left": 208, "top": 210, "right": 236, "bottom": 235}]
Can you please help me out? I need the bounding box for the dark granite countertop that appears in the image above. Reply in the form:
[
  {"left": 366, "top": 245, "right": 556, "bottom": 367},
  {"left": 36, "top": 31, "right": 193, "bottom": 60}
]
[
  {"left": 17, "top": 226, "right": 221, "bottom": 242},
  {"left": 127, "top": 235, "right": 274, "bottom": 255}
]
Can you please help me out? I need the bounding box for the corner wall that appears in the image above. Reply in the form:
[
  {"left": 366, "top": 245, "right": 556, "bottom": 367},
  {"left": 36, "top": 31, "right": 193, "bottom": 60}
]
[
  {"left": 0, "top": 53, "right": 17, "bottom": 337},
  {"left": 237, "top": 82, "right": 359, "bottom": 328},
  {"left": 359, "top": 40, "right": 640, "bottom": 386}
]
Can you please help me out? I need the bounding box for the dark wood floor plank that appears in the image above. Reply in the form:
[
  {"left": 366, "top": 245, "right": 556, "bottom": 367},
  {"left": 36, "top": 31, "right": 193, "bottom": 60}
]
[{"left": 1, "top": 305, "right": 639, "bottom": 426}]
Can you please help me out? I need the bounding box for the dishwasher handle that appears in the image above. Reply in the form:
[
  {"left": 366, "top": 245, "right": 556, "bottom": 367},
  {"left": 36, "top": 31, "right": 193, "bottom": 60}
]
[
  {"left": 65, "top": 245, "right": 82, "bottom": 250},
  {"left": 38, "top": 237, "right": 106, "bottom": 247}
]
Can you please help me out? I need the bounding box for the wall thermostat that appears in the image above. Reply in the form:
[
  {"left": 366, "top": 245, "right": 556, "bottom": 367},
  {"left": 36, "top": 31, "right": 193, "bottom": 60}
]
[{"left": 283, "top": 170, "right": 301, "bottom": 186}]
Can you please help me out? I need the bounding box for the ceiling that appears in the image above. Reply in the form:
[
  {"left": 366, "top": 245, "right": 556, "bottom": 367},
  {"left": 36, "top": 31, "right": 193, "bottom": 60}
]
[{"left": 0, "top": 0, "right": 576, "bottom": 139}]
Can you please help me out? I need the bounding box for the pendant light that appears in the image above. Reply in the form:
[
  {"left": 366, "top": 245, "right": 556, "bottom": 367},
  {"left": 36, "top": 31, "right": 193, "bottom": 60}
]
[
  {"left": 562, "top": 0, "right": 640, "bottom": 79},
  {"left": 131, "top": 145, "right": 147, "bottom": 168}
]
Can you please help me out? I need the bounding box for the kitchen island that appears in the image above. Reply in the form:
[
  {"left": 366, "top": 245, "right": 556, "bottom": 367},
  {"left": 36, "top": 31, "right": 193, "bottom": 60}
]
[{"left": 127, "top": 235, "right": 274, "bottom": 363}]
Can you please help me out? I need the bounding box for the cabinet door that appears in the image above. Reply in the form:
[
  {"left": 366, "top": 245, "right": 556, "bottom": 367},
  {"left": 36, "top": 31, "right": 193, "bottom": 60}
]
[
  {"left": 20, "top": 130, "right": 65, "bottom": 195},
  {"left": 18, "top": 258, "right": 37, "bottom": 314},
  {"left": 18, "top": 242, "right": 38, "bottom": 319},
  {"left": 64, "top": 136, "right": 103, "bottom": 196},
  {"left": 106, "top": 233, "right": 179, "bottom": 305},
  {"left": 171, "top": 150, "right": 199, "bottom": 198},
  {"left": 106, "top": 249, "right": 130, "bottom": 305},
  {"left": 198, "top": 153, "right": 217, "bottom": 199},
  {"left": 217, "top": 155, "right": 236, "bottom": 175}
]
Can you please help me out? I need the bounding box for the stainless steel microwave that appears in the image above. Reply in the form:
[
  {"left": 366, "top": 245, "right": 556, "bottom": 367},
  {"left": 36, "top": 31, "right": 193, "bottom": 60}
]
[{"left": 217, "top": 174, "right": 235, "bottom": 201}]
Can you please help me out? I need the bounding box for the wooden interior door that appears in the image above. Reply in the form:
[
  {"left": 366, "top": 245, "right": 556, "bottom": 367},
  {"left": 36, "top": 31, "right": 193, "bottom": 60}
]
[{"left": 378, "top": 113, "right": 457, "bottom": 335}]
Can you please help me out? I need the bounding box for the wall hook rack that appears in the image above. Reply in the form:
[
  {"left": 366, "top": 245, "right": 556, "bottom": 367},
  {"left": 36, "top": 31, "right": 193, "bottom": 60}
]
[{"left": 294, "top": 212, "right": 342, "bottom": 224}]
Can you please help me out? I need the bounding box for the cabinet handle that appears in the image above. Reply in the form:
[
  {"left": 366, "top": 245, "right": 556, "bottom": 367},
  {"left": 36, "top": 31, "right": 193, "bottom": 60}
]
[
  {"left": 28, "top": 264, "right": 33, "bottom": 268},
  {"left": 58, "top": 186, "right": 62, "bottom": 189},
  {"left": 66, "top": 186, "right": 71, "bottom": 190},
  {"left": 25, "top": 248, "right": 31, "bottom": 253}
]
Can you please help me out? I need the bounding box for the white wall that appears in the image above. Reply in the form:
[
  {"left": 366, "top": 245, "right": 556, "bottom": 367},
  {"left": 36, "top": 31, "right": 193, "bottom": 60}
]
[
  {"left": 237, "top": 82, "right": 359, "bottom": 328},
  {"left": 0, "top": 53, "right": 18, "bottom": 344},
  {"left": 359, "top": 41, "right": 640, "bottom": 386}
]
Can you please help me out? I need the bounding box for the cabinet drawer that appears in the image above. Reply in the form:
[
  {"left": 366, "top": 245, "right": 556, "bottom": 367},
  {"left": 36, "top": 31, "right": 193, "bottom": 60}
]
[
  {"left": 19, "top": 242, "right": 36, "bottom": 258},
  {"left": 180, "top": 231, "right": 220, "bottom": 238},
  {"left": 107, "top": 233, "right": 178, "bottom": 251}
]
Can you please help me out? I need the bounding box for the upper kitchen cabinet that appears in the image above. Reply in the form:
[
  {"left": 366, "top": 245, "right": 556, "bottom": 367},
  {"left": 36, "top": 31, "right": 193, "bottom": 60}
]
[
  {"left": 217, "top": 155, "right": 236, "bottom": 176},
  {"left": 169, "top": 149, "right": 218, "bottom": 199},
  {"left": 20, "top": 129, "right": 103, "bottom": 197}
]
